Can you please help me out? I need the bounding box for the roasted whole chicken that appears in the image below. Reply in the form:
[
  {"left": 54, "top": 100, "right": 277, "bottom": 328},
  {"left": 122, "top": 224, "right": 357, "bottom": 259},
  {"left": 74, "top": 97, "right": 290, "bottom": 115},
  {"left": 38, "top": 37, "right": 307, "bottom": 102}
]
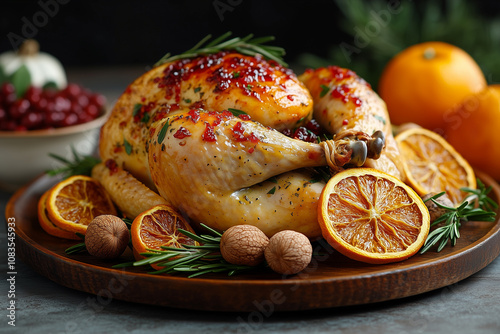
[{"left": 99, "top": 50, "right": 405, "bottom": 238}]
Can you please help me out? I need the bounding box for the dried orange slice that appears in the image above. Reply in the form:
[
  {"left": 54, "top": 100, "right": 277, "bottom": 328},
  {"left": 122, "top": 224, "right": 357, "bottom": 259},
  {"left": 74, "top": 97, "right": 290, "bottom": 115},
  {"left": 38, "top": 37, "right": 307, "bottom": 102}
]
[
  {"left": 318, "top": 168, "right": 430, "bottom": 264},
  {"left": 37, "top": 191, "right": 81, "bottom": 240},
  {"left": 395, "top": 127, "right": 476, "bottom": 205},
  {"left": 131, "top": 204, "right": 198, "bottom": 264},
  {"left": 46, "top": 175, "right": 117, "bottom": 234}
]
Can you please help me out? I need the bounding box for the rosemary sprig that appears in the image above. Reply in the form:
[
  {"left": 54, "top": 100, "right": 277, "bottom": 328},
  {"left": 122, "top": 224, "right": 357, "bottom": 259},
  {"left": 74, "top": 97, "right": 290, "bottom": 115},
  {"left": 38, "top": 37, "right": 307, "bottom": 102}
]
[
  {"left": 46, "top": 145, "right": 101, "bottom": 178},
  {"left": 420, "top": 181, "right": 497, "bottom": 254},
  {"left": 64, "top": 232, "right": 86, "bottom": 255},
  {"left": 154, "top": 32, "right": 288, "bottom": 68},
  {"left": 112, "top": 224, "right": 256, "bottom": 278}
]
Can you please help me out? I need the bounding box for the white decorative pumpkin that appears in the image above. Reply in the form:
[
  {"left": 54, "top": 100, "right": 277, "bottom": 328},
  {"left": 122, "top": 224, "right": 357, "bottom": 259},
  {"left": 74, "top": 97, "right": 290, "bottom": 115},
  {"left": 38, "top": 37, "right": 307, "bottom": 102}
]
[{"left": 0, "top": 39, "right": 67, "bottom": 89}]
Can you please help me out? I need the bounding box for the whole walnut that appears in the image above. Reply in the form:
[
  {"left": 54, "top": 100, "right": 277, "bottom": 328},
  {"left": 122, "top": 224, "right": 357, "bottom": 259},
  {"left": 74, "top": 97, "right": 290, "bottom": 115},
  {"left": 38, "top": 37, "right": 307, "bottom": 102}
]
[
  {"left": 85, "top": 215, "right": 130, "bottom": 259},
  {"left": 220, "top": 225, "right": 269, "bottom": 266},
  {"left": 264, "top": 230, "right": 312, "bottom": 275}
]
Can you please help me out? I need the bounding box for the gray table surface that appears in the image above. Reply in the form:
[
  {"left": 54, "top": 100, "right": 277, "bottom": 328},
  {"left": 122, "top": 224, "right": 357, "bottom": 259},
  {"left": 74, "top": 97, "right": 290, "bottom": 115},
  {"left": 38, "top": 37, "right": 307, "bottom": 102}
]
[{"left": 1, "top": 67, "right": 500, "bottom": 334}]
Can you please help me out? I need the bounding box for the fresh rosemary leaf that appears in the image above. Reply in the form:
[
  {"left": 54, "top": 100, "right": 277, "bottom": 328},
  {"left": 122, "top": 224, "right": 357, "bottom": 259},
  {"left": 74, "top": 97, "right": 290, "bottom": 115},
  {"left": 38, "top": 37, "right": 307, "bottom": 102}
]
[
  {"left": 123, "top": 138, "right": 132, "bottom": 155},
  {"left": 267, "top": 186, "right": 276, "bottom": 195},
  {"left": 154, "top": 32, "right": 287, "bottom": 68},
  {"left": 157, "top": 119, "right": 170, "bottom": 143},
  {"left": 420, "top": 182, "right": 498, "bottom": 254},
  {"left": 47, "top": 147, "right": 101, "bottom": 178},
  {"left": 319, "top": 84, "right": 330, "bottom": 98},
  {"left": 115, "top": 223, "right": 253, "bottom": 277},
  {"left": 132, "top": 103, "right": 142, "bottom": 116},
  {"left": 228, "top": 108, "right": 248, "bottom": 117}
]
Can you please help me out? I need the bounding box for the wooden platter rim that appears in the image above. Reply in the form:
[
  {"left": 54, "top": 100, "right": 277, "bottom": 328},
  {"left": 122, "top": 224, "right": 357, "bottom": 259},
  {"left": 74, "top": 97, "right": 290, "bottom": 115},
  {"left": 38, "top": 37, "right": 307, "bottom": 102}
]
[{"left": 6, "top": 171, "right": 500, "bottom": 311}]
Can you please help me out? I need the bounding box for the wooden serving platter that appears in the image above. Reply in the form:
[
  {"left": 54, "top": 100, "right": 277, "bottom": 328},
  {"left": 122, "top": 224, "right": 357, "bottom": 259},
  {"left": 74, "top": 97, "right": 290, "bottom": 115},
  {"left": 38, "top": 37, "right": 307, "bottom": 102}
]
[{"left": 6, "top": 171, "right": 500, "bottom": 312}]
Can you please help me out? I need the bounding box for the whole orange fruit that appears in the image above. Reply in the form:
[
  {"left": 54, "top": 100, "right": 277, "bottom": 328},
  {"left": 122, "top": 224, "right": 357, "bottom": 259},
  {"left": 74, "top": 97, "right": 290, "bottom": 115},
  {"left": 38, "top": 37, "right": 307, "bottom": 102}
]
[
  {"left": 444, "top": 85, "right": 500, "bottom": 180},
  {"left": 378, "top": 42, "right": 486, "bottom": 132}
]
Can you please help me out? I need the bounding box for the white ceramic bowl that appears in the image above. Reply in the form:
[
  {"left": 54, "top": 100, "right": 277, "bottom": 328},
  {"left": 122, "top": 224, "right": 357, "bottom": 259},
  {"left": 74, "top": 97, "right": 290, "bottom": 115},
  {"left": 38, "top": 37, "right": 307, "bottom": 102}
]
[{"left": 0, "top": 112, "right": 108, "bottom": 191}]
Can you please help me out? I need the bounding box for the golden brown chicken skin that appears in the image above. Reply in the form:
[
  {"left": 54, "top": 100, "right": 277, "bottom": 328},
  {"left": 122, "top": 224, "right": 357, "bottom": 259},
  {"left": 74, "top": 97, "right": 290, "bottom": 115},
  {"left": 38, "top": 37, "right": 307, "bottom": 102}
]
[
  {"left": 148, "top": 109, "right": 327, "bottom": 238},
  {"left": 100, "top": 52, "right": 313, "bottom": 188},
  {"left": 299, "top": 66, "right": 406, "bottom": 180}
]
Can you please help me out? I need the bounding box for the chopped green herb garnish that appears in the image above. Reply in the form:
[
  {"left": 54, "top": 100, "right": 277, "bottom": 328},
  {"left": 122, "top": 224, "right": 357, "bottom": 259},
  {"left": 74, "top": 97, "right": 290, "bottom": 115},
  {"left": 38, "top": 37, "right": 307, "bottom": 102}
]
[
  {"left": 132, "top": 103, "right": 142, "bottom": 117},
  {"left": 267, "top": 186, "right": 276, "bottom": 195},
  {"left": 228, "top": 108, "right": 248, "bottom": 117},
  {"left": 158, "top": 119, "right": 170, "bottom": 143},
  {"left": 373, "top": 114, "right": 386, "bottom": 125},
  {"left": 320, "top": 84, "right": 330, "bottom": 98},
  {"left": 123, "top": 139, "right": 132, "bottom": 155}
]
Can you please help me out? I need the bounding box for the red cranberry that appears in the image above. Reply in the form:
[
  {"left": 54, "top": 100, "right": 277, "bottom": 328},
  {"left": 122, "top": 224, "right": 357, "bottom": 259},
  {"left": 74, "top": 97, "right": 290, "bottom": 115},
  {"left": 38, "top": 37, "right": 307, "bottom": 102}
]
[
  {"left": 74, "top": 94, "right": 89, "bottom": 108},
  {"left": 25, "top": 86, "right": 43, "bottom": 104},
  {"left": 0, "top": 107, "right": 7, "bottom": 122},
  {"left": 53, "top": 96, "right": 71, "bottom": 113},
  {"left": 84, "top": 104, "right": 100, "bottom": 118},
  {"left": 89, "top": 93, "right": 106, "bottom": 108},
  {"left": 305, "top": 119, "right": 321, "bottom": 135},
  {"left": 61, "top": 113, "right": 78, "bottom": 127},
  {"left": 63, "top": 83, "right": 82, "bottom": 98},
  {"left": 1, "top": 83, "right": 17, "bottom": 106},
  {"left": 21, "top": 111, "right": 43, "bottom": 129},
  {"left": 46, "top": 111, "right": 65, "bottom": 127},
  {"left": 9, "top": 99, "right": 31, "bottom": 119}
]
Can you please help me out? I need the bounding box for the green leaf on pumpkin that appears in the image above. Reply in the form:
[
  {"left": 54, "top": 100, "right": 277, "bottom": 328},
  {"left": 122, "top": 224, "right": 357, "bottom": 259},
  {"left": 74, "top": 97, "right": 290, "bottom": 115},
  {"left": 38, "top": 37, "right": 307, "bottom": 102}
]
[
  {"left": 9, "top": 64, "right": 31, "bottom": 98},
  {"left": 43, "top": 81, "right": 59, "bottom": 90},
  {"left": 0, "top": 66, "right": 6, "bottom": 85}
]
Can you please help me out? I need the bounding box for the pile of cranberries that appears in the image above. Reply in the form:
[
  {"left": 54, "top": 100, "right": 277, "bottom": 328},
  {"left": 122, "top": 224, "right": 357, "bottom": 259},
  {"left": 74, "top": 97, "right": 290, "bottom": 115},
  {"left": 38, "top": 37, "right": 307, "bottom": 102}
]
[
  {"left": 0, "top": 82, "right": 106, "bottom": 131},
  {"left": 281, "top": 119, "right": 323, "bottom": 143}
]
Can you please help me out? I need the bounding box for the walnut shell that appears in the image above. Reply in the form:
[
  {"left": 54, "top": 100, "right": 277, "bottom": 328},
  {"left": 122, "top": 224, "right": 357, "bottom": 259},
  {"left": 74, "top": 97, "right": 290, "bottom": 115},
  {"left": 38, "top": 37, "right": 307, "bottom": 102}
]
[
  {"left": 220, "top": 225, "right": 269, "bottom": 266},
  {"left": 85, "top": 215, "right": 130, "bottom": 259},
  {"left": 265, "top": 230, "right": 312, "bottom": 275}
]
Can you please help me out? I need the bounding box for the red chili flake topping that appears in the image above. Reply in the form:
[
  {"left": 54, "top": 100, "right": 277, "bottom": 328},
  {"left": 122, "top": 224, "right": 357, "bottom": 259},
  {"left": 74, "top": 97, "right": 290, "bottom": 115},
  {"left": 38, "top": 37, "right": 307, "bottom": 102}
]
[
  {"left": 327, "top": 66, "right": 357, "bottom": 81},
  {"left": 202, "top": 123, "right": 217, "bottom": 142},
  {"left": 248, "top": 147, "right": 255, "bottom": 154},
  {"left": 119, "top": 121, "right": 127, "bottom": 128},
  {"left": 152, "top": 153, "right": 157, "bottom": 163},
  {"left": 248, "top": 133, "right": 260, "bottom": 143},
  {"left": 330, "top": 84, "right": 362, "bottom": 107},
  {"left": 174, "top": 127, "right": 191, "bottom": 139},
  {"left": 239, "top": 114, "right": 252, "bottom": 121},
  {"left": 187, "top": 109, "right": 200, "bottom": 123},
  {"left": 231, "top": 121, "right": 260, "bottom": 143},
  {"left": 330, "top": 85, "right": 351, "bottom": 103},
  {"left": 105, "top": 159, "right": 119, "bottom": 175},
  {"left": 155, "top": 52, "right": 292, "bottom": 103},
  {"left": 113, "top": 145, "right": 123, "bottom": 153},
  {"left": 133, "top": 101, "right": 156, "bottom": 123},
  {"left": 286, "top": 95, "right": 294, "bottom": 101},
  {"left": 232, "top": 121, "right": 247, "bottom": 142},
  {"left": 190, "top": 100, "right": 205, "bottom": 109},
  {"left": 149, "top": 127, "right": 156, "bottom": 138},
  {"left": 342, "top": 119, "right": 349, "bottom": 126}
]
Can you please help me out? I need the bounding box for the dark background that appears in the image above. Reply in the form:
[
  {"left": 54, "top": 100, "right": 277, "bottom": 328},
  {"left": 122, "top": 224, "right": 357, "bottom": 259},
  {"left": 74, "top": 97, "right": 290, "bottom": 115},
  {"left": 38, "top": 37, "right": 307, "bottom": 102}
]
[
  {"left": 1, "top": 0, "right": 347, "bottom": 67},
  {"left": 2, "top": 0, "right": 500, "bottom": 86}
]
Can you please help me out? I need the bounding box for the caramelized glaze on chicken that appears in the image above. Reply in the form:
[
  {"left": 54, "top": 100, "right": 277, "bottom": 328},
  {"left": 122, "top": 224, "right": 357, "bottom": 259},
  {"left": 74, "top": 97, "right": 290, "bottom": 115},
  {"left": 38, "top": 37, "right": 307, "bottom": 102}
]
[
  {"left": 100, "top": 52, "right": 312, "bottom": 188},
  {"left": 299, "top": 66, "right": 406, "bottom": 180},
  {"left": 99, "top": 52, "right": 403, "bottom": 238},
  {"left": 148, "top": 109, "right": 327, "bottom": 237}
]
